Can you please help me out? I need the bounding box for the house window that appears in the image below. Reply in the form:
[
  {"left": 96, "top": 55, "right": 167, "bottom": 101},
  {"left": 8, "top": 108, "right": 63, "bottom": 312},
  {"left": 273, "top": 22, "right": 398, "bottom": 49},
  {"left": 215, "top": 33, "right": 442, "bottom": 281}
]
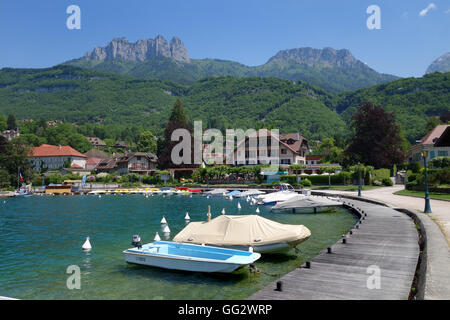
[
  {"left": 438, "top": 150, "right": 448, "bottom": 157},
  {"left": 281, "top": 159, "right": 291, "bottom": 164},
  {"left": 281, "top": 149, "right": 287, "bottom": 155},
  {"left": 430, "top": 151, "right": 435, "bottom": 159}
]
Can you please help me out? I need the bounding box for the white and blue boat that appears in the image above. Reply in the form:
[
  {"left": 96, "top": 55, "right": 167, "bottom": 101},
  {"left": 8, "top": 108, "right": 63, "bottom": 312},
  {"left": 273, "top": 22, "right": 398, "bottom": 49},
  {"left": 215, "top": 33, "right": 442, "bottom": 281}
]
[
  {"left": 225, "top": 190, "right": 241, "bottom": 197},
  {"left": 123, "top": 240, "right": 261, "bottom": 273}
]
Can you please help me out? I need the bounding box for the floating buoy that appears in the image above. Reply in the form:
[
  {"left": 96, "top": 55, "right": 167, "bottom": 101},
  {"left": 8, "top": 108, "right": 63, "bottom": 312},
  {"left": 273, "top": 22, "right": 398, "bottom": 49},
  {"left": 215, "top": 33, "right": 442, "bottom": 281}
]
[
  {"left": 185, "top": 212, "right": 190, "bottom": 220},
  {"left": 82, "top": 237, "right": 91, "bottom": 251},
  {"left": 98, "top": 195, "right": 101, "bottom": 198},
  {"left": 162, "top": 224, "right": 170, "bottom": 233},
  {"left": 237, "top": 202, "right": 241, "bottom": 209},
  {"left": 248, "top": 246, "right": 254, "bottom": 253},
  {"left": 221, "top": 208, "right": 225, "bottom": 215},
  {"left": 154, "top": 232, "right": 161, "bottom": 241},
  {"left": 256, "top": 207, "right": 260, "bottom": 213},
  {"left": 160, "top": 216, "right": 167, "bottom": 224},
  {"left": 229, "top": 196, "right": 233, "bottom": 200}
]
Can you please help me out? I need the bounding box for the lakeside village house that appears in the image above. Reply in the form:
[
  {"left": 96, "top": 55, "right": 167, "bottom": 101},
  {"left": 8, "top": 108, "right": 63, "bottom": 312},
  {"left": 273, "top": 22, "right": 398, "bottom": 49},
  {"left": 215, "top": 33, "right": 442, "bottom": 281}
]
[
  {"left": 26, "top": 131, "right": 339, "bottom": 180},
  {"left": 28, "top": 144, "right": 158, "bottom": 176},
  {"left": 408, "top": 124, "right": 450, "bottom": 164}
]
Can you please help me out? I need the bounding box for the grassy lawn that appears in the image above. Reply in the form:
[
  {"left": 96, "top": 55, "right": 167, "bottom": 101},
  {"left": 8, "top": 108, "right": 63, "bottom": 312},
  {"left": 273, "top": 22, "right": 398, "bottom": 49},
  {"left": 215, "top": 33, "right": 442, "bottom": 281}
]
[
  {"left": 310, "top": 185, "right": 384, "bottom": 191},
  {"left": 394, "top": 189, "right": 450, "bottom": 201}
]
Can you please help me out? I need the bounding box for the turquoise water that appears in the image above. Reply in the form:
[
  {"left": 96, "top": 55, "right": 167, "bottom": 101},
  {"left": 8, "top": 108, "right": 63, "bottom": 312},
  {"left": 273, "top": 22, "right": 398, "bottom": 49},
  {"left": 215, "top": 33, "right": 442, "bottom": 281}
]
[{"left": 0, "top": 194, "right": 357, "bottom": 299}]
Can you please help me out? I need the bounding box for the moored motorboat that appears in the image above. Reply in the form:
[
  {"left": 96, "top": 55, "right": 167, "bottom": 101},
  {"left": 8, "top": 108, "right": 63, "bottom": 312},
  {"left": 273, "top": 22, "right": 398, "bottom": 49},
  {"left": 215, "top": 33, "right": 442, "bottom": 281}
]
[
  {"left": 225, "top": 190, "right": 242, "bottom": 197},
  {"left": 173, "top": 215, "right": 311, "bottom": 254},
  {"left": 123, "top": 240, "right": 261, "bottom": 273},
  {"left": 255, "top": 183, "right": 300, "bottom": 205},
  {"left": 234, "top": 189, "right": 266, "bottom": 198},
  {"left": 204, "top": 188, "right": 229, "bottom": 197},
  {"left": 271, "top": 195, "right": 343, "bottom": 213}
]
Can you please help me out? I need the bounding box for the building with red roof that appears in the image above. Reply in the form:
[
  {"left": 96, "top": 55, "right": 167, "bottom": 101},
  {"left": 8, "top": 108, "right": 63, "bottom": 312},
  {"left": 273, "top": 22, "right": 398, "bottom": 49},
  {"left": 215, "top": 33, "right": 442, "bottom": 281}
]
[
  {"left": 408, "top": 125, "right": 450, "bottom": 164},
  {"left": 29, "top": 144, "right": 87, "bottom": 172}
]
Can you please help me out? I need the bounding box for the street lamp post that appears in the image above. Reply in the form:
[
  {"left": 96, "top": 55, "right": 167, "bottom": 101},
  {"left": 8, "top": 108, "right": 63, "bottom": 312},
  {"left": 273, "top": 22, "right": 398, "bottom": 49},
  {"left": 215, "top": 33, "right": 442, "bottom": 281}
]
[
  {"left": 422, "top": 150, "right": 432, "bottom": 213},
  {"left": 358, "top": 162, "right": 362, "bottom": 197}
]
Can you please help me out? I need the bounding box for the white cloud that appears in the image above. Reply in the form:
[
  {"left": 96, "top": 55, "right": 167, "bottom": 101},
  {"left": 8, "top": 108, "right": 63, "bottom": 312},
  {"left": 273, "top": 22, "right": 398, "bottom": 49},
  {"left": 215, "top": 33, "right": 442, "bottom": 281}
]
[{"left": 419, "top": 3, "right": 437, "bottom": 17}]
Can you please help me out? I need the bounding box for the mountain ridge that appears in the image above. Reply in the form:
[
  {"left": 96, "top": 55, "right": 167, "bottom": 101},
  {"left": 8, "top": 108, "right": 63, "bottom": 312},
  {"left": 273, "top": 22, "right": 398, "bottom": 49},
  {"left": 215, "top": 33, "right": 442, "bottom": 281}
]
[{"left": 65, "top": 35, "right": 399, "bottom": 92}]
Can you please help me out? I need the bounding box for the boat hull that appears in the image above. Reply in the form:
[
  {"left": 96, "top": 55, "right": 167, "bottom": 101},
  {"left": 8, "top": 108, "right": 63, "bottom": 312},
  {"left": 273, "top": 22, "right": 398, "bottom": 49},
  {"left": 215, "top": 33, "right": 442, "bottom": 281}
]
[
  {"left": 124, "top": 252, "right": 244, "bottom": 273},
  {"left": 123, "top": 241, "right": 260, "bottom": 273}
]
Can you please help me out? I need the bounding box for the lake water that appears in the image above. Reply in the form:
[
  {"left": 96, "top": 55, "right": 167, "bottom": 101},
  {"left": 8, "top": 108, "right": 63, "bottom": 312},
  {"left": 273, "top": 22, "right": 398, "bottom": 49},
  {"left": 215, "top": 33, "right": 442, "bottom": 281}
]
[{"left": 0, "top": 194, "right": 357, "bottom": 299}]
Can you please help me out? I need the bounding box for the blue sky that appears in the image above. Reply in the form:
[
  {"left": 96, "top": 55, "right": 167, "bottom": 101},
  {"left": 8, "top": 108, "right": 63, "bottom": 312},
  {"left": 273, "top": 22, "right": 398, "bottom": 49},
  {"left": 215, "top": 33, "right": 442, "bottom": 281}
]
[{"left": 0, "top": 0, "right": 448, "bottom": 77}]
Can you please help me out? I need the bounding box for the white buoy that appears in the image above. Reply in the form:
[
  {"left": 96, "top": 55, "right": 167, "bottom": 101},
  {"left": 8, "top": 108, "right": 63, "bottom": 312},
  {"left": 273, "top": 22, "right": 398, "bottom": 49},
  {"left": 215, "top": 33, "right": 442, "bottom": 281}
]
[
  {"left": 256, "top": 207, "right": 260, "bottom": 213},
  {"left": 98, "top": 195, "right": 101, "bottom": 198},
  {"left": 185, "top": 212, "right": 190, "bottom": 220},
  {"left": 221, "top": 208, "right": 225, "bottom": 215},
  {"left": 162, "top": 224, "right": 170, "bottom": 233},
  {"left": 154, "top": 232, "right": 161, "bottom": 241},
  {"left": 229, "top": 196, "right": 233, "bottom": 200},
  {"left": 237, "top": 202, "right": 241, "bottom": 209},
  {"left": 161, "top": 216, "right": 167, "bottom": 224},
  {"left": 82, "top": 237, "right": 92, "bottom": 251},
  {"left": 248, "top": 246, "right": 254, "bottom": 253}
]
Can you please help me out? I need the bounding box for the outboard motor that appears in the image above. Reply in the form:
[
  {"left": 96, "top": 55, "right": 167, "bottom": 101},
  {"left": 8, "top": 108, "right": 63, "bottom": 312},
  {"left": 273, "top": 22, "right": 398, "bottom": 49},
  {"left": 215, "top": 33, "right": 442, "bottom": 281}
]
[{"left": 131, "top": 235, "right": 142, "bottom": 249}]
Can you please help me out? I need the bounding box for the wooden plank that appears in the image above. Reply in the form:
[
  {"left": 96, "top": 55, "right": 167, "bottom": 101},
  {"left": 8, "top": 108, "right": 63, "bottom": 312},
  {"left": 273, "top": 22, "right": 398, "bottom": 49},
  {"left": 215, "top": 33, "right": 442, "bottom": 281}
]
[{"left": 247, "top": 199, "right": 419, "bottom": 300}]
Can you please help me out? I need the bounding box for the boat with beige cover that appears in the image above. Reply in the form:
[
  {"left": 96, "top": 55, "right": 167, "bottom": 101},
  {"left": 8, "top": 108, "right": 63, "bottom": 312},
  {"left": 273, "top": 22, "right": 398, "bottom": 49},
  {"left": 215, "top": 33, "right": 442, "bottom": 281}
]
[{"left": 173, "top": 215, "right": 311, "bottom": 253}]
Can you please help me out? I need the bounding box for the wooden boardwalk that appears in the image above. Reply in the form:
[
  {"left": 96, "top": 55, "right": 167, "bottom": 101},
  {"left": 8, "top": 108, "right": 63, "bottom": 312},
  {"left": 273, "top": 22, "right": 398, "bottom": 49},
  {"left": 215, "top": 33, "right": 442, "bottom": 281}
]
[{"left": 248, "top": 199, "right": 419, "bottom": 300}]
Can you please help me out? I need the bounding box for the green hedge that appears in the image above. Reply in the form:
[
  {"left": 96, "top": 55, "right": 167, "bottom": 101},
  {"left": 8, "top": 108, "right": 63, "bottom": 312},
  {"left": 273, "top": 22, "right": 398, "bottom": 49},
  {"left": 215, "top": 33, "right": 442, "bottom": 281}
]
[{"left": 373, "top": 169, "right": 390, "bottom": 181}]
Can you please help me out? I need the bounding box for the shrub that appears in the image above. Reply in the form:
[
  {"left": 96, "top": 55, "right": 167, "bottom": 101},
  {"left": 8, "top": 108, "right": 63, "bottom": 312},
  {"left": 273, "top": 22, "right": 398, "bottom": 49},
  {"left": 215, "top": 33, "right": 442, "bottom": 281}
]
[
  {"left": 382, "top": 177, "right": 393, "bottom": 186},
  {"left": 408, "top": 162, "right": 422, "bottom": 173},
  {"left": 430, "top": 157, "right": 450, "bottom": 169},
  {"left": 280, "top": 175, "right": 298, "bottom": 185},
  {"left": 372, "top": 180, "right": 382, "bottom": 186},
  {"left": 407, "top": 173, "right": 417, "bottom": 182},
  {"left": 300, "top": 179, "right": 312, "bottom": 187},
  {"left": 373, "top": 168, "right": 390, "bottom": 181}
]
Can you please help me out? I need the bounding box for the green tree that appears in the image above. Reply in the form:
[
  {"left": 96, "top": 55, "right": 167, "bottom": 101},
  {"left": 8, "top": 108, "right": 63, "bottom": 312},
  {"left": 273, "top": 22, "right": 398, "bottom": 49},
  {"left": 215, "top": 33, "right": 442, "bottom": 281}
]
[
  {"left": 425, "top": 116, "right": 442, "bottom": 133},
  {"left": 0, "top": 136, "right": 32, "bottom": 187},
  {"left": 0, "top": 114, "right": 7, "bottom": 131},
  {"left": 322, "top": 166, "right": 341, "bottom": 187},
  {"left": 7, "top": 114, "right": 17, "bottom": 130},
  {"left": 158, "top": 99, "right": 196, "bottom": 169},
  {"left": 137, "top": 131, "right": 157, "bottom": 154}
]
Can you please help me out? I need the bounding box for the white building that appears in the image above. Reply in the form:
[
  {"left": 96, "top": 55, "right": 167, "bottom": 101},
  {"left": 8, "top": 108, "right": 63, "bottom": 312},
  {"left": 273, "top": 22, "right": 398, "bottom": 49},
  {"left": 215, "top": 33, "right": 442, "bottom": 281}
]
[
  {"left": 29, "top": 144, "right": 87, "bottom": 172},
  {"left": 226, "top": 129, "right": 309, "bottom": 166}
]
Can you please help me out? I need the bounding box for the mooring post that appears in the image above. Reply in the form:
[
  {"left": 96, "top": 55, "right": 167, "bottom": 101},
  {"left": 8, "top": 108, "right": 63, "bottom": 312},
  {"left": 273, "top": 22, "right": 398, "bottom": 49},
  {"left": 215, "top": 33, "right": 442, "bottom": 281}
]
[{"left": 275, "top": 281, "right": 283, "bottom": 292}]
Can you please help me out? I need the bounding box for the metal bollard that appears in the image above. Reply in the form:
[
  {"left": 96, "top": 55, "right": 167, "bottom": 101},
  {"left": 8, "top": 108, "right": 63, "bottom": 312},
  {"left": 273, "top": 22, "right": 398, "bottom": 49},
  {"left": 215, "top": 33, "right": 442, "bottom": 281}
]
[{"left": 275, "top": 281, "right": 283, "bottom": 292}]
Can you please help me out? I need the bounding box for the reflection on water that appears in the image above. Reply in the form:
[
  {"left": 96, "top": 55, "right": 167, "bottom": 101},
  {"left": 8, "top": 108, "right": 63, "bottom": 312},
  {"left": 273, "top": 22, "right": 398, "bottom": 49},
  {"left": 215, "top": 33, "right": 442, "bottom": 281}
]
[{"left": 0, "top": 194, "right": 356, "bottom": 299}]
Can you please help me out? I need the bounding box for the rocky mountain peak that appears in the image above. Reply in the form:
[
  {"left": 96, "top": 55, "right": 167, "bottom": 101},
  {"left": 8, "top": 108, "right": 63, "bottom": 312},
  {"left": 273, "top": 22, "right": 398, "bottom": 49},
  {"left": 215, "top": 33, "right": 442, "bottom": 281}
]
[
  {"left": 267, "top": 47, "right": 364, "bottom": 68},
  {"left": 426, "top": 53, "right": 450, "bottom": 74},
  {"left": 84, "top": 35, "right": 190, "bottom": 63}
]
